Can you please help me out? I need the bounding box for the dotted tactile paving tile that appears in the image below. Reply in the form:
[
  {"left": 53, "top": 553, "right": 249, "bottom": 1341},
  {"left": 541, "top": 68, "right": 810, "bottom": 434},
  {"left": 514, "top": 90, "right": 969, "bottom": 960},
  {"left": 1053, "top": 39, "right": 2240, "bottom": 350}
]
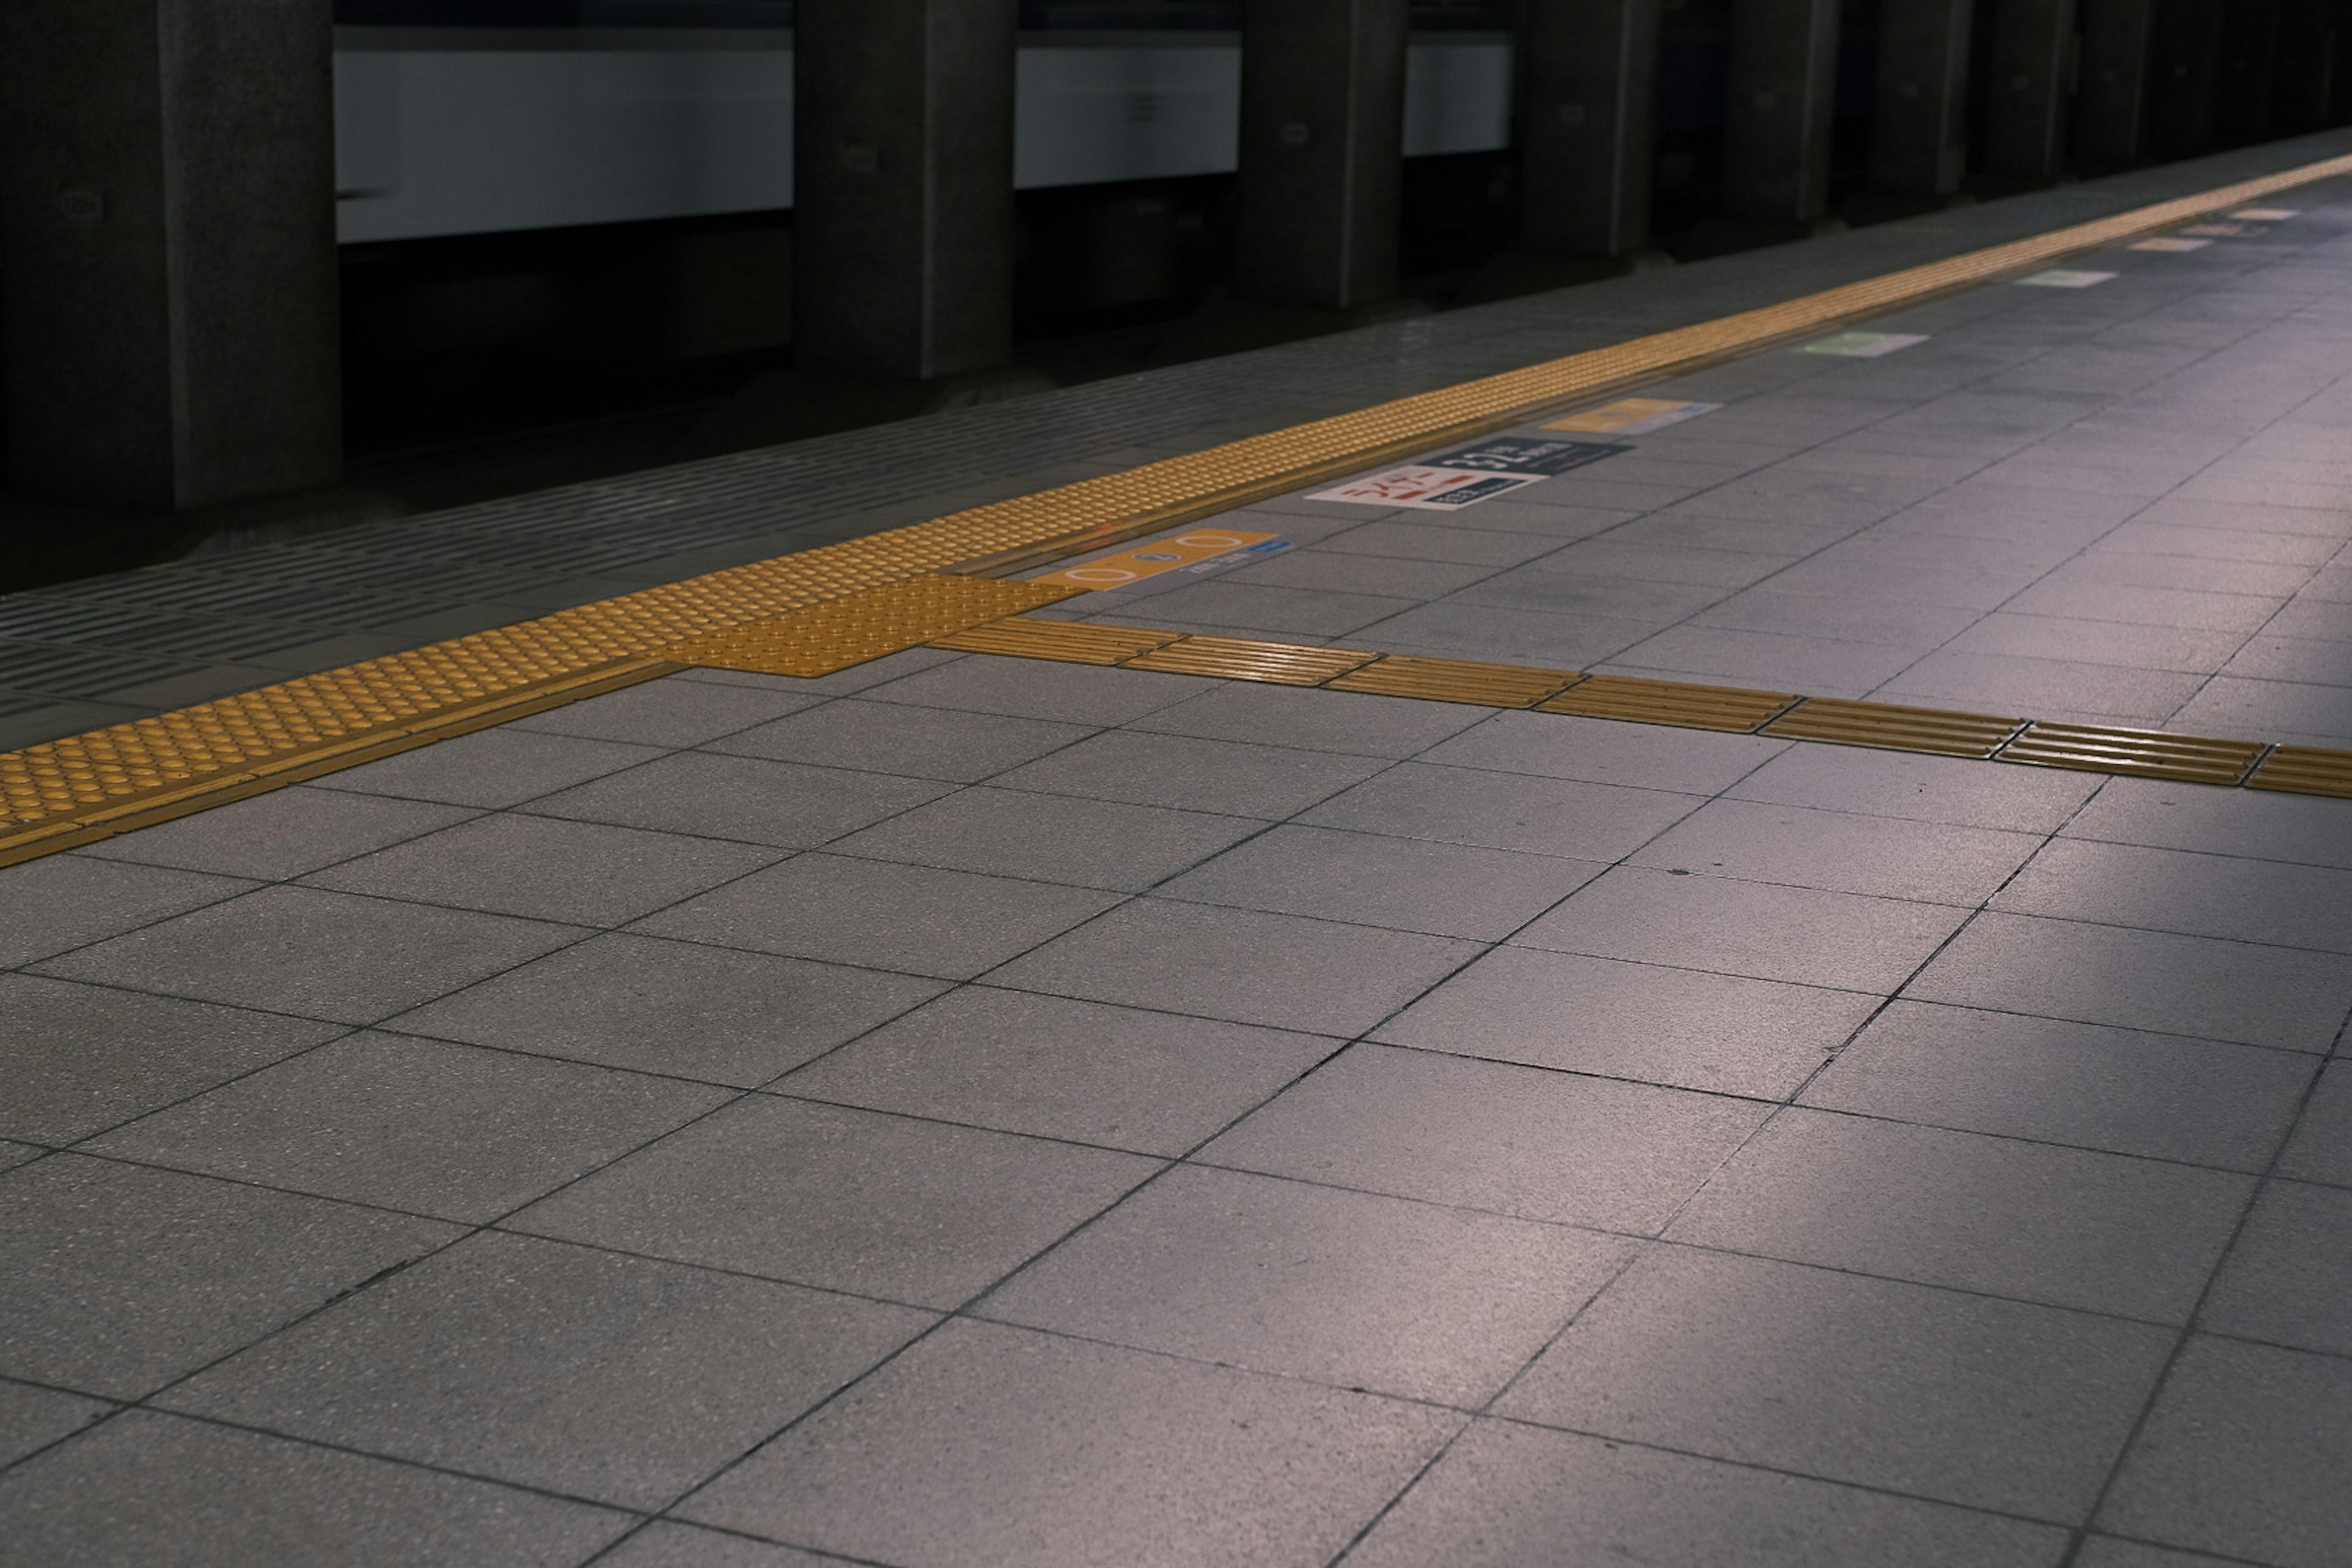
[
  {"left": 8, "top": 147, "right": 2352, "bottom": 864},
  {"left": 660, "top": 575, "right": 1085, "bottom": 677}
]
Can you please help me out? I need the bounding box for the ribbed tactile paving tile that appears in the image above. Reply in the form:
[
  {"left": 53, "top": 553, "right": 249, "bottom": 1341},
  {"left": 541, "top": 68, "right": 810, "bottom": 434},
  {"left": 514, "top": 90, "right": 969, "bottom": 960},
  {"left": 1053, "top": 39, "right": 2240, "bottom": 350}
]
[
  {"left": 1121, "top": 636, "right": 1382, "bottom": 685},
  {"left": 929, "top": 616, "right": 1185, "bottom": 665},
  {"left": 1536, "top": 674, "right": 1800, "bottom": 733},
  {"left": 2244, "top": 745, "right": 2352, "bottom": 799},
  {"left": 1763, "top": 698, "right": 2026, "bottom": 758},
  {"left": 1324, "top": 655, "right": 1580, "bottom": 708},
  {"left": 662, "top": 575, "right": 1084, "bottom": 677},
  {"left": 1996, "top": 722, "right": 2269, "bottom": 785}
]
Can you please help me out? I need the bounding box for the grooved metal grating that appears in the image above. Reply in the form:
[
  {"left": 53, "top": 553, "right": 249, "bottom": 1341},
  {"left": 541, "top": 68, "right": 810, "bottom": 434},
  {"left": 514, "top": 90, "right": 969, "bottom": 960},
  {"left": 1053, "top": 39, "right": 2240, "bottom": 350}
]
[
  {"left": 1538, "top": 674, "right": 1800, "bottom": 733},
  {"left": 1996, "top": 722, "right": 2269, "bottom": 785},
  {"left": 661, "top": 575, "right": 1084, "bottom": 677},
  {"left": 928, "top": 616, "right": 1185, "bottom": 665},
  {"left": 1324, "top": 654, "right": 1580, "bottom": 707},
  {"left": 2243, "top": 745, "right": 2352, "bottom": 799},
  {"left": 7, "top": 149, "right": 2352, "bottom": 865},
  {"left": 1120, "top": 636, "right": 1381, "bottom": 685},
  {"left": 1764, "top": 698, "right": 2026, "bottom": 758}
]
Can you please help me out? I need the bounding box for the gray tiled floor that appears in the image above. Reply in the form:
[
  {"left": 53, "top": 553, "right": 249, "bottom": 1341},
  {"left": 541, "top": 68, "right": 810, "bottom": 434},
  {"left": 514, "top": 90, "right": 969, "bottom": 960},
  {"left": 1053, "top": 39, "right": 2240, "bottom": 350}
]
[{"left": 11, "top": 154, "right": 2352, "bottom": 1566}]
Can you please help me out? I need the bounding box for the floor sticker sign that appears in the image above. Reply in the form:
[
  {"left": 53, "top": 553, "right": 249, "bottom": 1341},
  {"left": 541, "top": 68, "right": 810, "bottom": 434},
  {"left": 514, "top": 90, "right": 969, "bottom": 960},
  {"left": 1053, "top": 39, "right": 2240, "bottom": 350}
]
[
  {"left": 1034, "top": 530, "right": 1289, "bottom": 589},
  {"left": 1309, "top": 438, "right": 1630, "bottom": 510},
  {"left": 2131, "top": 236, "right": 2211, "bottom": 252},
  {"left": 2018, "top": 269, "right": 2117, "bottom": 288},
  {"left": 2233, "top": 208, "right": 2299, "bottom": 221},
  {"left": 1545, "top": 398, "right": 1722, "bottom": 435},
  {"left": 1800, "top": 331, "right": 1929, "bottom": 358}
]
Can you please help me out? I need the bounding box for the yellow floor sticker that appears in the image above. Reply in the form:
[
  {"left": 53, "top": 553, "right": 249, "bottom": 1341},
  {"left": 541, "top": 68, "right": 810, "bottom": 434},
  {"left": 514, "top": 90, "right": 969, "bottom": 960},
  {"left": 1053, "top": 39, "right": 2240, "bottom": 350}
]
[
  {"left": 1544, "top": 398, "right": 1721, "bottom": 435},
  {"left": 1031, "top": 529, "right": 1283, "bottom": 589}
]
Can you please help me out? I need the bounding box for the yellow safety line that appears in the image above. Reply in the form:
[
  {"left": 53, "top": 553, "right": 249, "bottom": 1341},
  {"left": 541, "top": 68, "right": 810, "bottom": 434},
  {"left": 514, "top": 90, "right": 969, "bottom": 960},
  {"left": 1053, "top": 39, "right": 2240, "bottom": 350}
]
[{"left": 6, "top": 149, "right": 2351, "bottom": 867}]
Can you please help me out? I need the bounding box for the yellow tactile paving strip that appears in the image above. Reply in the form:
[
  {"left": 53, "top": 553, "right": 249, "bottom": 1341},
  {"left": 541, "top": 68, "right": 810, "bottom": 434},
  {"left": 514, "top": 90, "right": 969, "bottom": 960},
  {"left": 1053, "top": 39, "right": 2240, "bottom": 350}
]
[
  {"left": 905, "top": 617, "right": 2352, "bottom": 797},
  {"left": 7, "top": 149, "right": 2352, "bottom": 866}
]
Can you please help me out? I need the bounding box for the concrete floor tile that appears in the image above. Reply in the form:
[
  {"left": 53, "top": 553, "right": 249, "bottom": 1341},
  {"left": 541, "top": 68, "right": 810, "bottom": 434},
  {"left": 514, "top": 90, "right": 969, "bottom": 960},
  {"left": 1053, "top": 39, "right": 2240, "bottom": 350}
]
[
  {"left": 2092, "top": 519, "right": 2340, "bottom": 565},
  {"left": 0, "top": 1379, "right": 111, "bottom": 1469},
  {"left": 162, "top": 1231, "right": 933, "bottom": 1510},
  {"left": 1200, "top": 1043, "right": 1768, "bottom": 1232},
  {"left": 312, "top": 727, "right": 666, "bottom": 809},
  {"left": 1996, "top": 579, "right": 2282, "bottom": 632},
  {"left": 1727, "top": 743, "right": 2100, "bottom": 831},
  {"left": 2198, "top": 1180, "right": 2352, "bottom": 1356},
  {"left": 1302, "top": 761, "right": 1699, "bottom": 859},
  {"left": 1668, "top": 1108, "right": 2251, "bottom": 1319},
  {"left": 1943, "top": 614, "right": 2245, "bottom": 673},
  {"left": 1513, "top": 867, "right": 1969, "bottom": 991},
  {"left": 1607, "top": 627, "right": 1928, "bottom": 694},
  {"left": 1879, "top": 650, "right": 2205, "bottom": 722},
  {"left": 1691, "top": 586, "right": 1983, "bottom": 647},
  {"left": 678, "top": 1318, "right": 1461, "bottom": 1568},
  {"left": 1375, "top": 946, "right": 1873, "bottom": 1098},
  {"left": 504, "top": 675, "right": 823, "bottom": 748},
  {"left": 1316, "top": 519, "right": 1565, "bottom": 566},
  {"left": 1228, "top": 547, "right": 1495, "bottom": 598},
  {"left": 1348, "top": 601, "right": 1662, "bottom": 666},
  {"left": 633, "top": 853, "right": 1122, "bottom": 979},
  {"left": 2065, "top": 778, "right": 2352, "bottom": 871},
  {"left": 595, "top": 1523, "right": 834, "bottom": 1567},
  {"left": 1538, "top": 538, "right": 1793, "bottom": 588},
  {"left": 1632, "top": 797, "right": 2042, "bottom": 905},
  {"left": 827, "top": 786, "right": 1262, "bottom": 892},
  {"left": 862, "top": 654, "right": 1214, "bottom": 725},
  {"left": 0, "top": 1155, "right": 456, "bottom": 1399},
  {"left": 778, "top": 987, "right": 1332, "bottom": 1156},
  {"left": 1449, "top": 567, "right": 1730, "bottom": 622},
  {"left": 1806, "top": 1001, "right": 2315, "bottom": 1169},
  {"left": 0, "top": 1410, "right": 629, "bottom": 1568},
  {"left": 704, "top": 698, "right": 1095, "bottom": 782},
  {"left": 523, "top": 752, "right": 954, "bottom": 848},
  {"left": 982, "top": 1164, "right": 1634, "bottom": 1405},
  {"left": 2070, "top": 1539, "right": 2244, "bottom": 1568},
  {"left": 1419, "top": 708, "right": 1784, "bottom": 792},
  {"left": 1158, "top": 824, "right": 1602, "bottom": 939},
  {"left": 77, "top": 786, "right": 478, "bottom": 882},
  {"left": 387, "top": 933, "right": 947, "bottom": 1088},
  {"left": 1905, "top": 911, "right": 2352, "bottom": 1052},
  {"left": 1497, "top": 1246, "right": 2171, "bottom": 1518},
  {"left": 0, "top": 976, "right": 344, "bottom": 1145},
  {"left": 2278, "top": 1060, "right": 2352, "bottom": 1188},
  {"left": 1126, "top": 681, "right": 1487, "bottom": 757},
  {"left": 0, "top": 855, "right": 254, "bottom": 968},
  {"left": 1136, "top": 579, "right": 1419, "bottom": 637},
  {"left": 990, "top": 729, "right": 1386, "bottom": 818},
  {"left": 0, "top": 1142, "right": 39, "bottom": 1174},
  {"left": 1993, "top": 838, "right": 2352, "bottom": 954},
  {"left": 513, "top": 1096, "right": 1155, "bottom": 1307},
  {"left": 2171, "top": 673, "right": 2352, "bottom": 744},
  {"left": 304, "top": 812, "right": 780, "bottom": 926},
  {"left": 85, "top": 1032, "right": 725, "bottom": 1224},
  {"left": 2042, "top": 551, "right": 2316, "bottom": 598},
  {"left": 32, "top": 886, "right": 589, "bottom": 1026},
  {"left": 2098, "top": 1336, "right": 2352, "bottom": 1568},
  {"left": 986, "top": 899, "right": 1478, "bottom": 1036},
  {"left": 2219, "top": 632, "right": 2352, "bottom": 685},
  {"left": 1344, "top": 1419, "right": 2068, "bottom": 1568}
]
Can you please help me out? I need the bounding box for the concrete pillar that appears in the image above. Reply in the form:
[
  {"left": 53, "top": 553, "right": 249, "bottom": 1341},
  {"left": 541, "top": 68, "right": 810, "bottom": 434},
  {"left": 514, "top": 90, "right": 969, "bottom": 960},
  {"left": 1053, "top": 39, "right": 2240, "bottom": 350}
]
[
  {"left": 2214, "top": 0, "right": 2283, "bottom": 146},
  {"left": 2073, "top": 0, "right": 2157, "bottom": 165},
  {"left": 0, "top": 0, "right": 340, "bottom": 513},
  {"left": 793, "top": 0, "right": 1017, "bottom": 382},
  {"left": 1985, "top": 0, "right": 2081, "bottom": 180},
  {"left": 1235, "top": 0, "right": 1411, "bottom": 309},
  {"left": 1724, "top": 0, "right": 1844, "bottom": 222},
  {"left": 1518, "top": 0, "right": 1663, "bottom": 257},
  {"left": 1871, "top": 0, "right": 1977, "bottom": 196},
  {"left": 2143, "top": 0, "right": 2228, "bottom": 159}
]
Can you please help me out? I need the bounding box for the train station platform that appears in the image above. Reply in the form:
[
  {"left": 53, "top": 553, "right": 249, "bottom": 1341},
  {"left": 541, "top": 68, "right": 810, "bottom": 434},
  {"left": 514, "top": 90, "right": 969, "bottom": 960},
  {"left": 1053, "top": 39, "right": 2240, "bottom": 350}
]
[{"left": 7, "top": 135, "right": 2352, "bottom": 1567}]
